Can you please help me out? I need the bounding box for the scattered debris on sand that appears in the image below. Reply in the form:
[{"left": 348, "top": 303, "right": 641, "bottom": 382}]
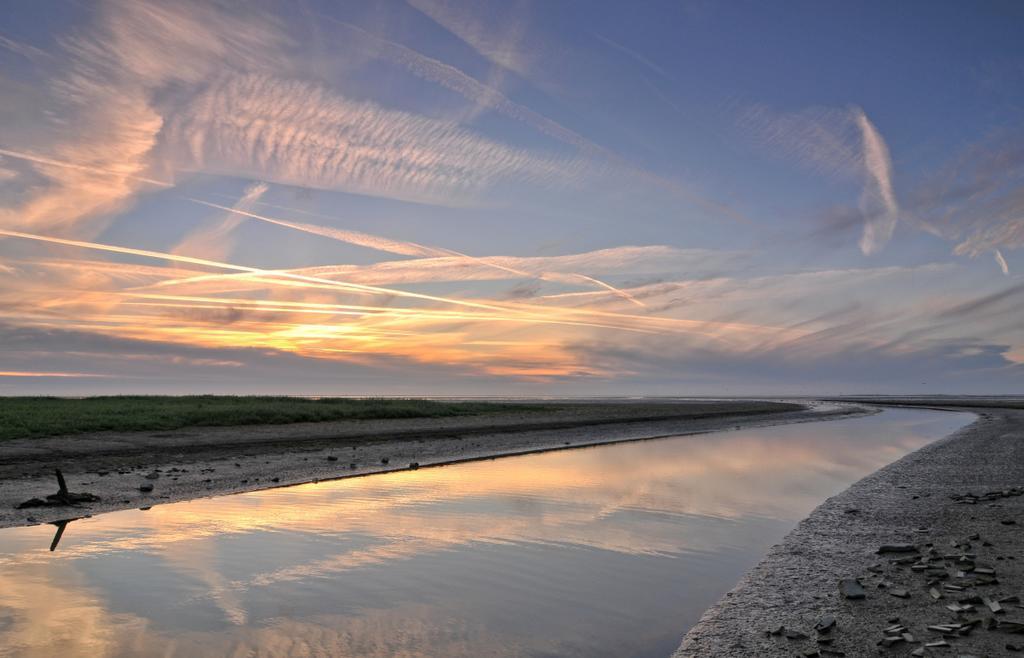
[{"left": 15, "top": 470, "right": 100, "bottom": 509}]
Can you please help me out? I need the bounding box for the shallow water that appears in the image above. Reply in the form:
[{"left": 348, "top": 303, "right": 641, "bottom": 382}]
[{"left": 0, "top": 408, "right": 970, "bottom": 658}]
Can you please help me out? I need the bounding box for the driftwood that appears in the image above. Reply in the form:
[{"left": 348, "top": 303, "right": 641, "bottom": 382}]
[
  {"left": 16, "top": 469, "right": 101, "bottom": 509},
  {"left": 49, "top": 519, "right": 71, "bottom": 552}
]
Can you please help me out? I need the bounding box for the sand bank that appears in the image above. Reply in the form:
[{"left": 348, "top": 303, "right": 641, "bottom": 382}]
[{"left": 678, "top": 403, "right": 1024, "bottom": 657}]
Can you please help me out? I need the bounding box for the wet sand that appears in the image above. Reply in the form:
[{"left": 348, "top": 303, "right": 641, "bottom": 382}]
[
  {"left": 677, "top": 403, "right": 1024, "bottom": 657},
  {"left": 0, "top": 400, "right": 861, "bottom": 529}
]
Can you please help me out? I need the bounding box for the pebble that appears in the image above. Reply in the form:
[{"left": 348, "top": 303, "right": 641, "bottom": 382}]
[
  {"left": 813, "top": 615, "right": 835, "bottom": 633},
  {"left": 838, "top": 579, "right": 865, "bottom": 600}
]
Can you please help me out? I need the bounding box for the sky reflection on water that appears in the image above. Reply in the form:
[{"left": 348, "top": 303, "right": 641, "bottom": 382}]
[{"left": 0, "top": 409, "right": 970, "bottom": 658}]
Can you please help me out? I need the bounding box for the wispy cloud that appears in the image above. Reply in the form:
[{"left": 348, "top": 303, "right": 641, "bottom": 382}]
[
  {"left": 181, "top": 197, "right": 649, "bottom": 304},
  {"left": 167, "top": 74, "right": 591, "bottom": 206},
  {"left": 591, "top": 33, "right": 672, "bottom": 80},
  {"left": 322, "top": 17, "right": 605, "bottom": 155},
  {"left": 0, "top": 370, "right": 111, "bottom": 378},
  {"left": 408, "top": 0, "right": 533, "bottom": 76},
  {"left": 0, "top": 0, "right": 283, "bottom": 233},
  {"left": 172, "top": 183, "right": 268, "bottom": 262},
  {"left": 853, "top": 109, "right": 899, "bottom": 255},
  {"left": 995, "top": 249, "right": 1010, "bottom": 276},
  {"left": 740, "top": 104, "right": 900, "bottom": 255}
]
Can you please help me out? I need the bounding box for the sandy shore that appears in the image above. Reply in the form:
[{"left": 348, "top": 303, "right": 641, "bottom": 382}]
[
  {"left": 0, "top": 399, "right": 863, "bottom": 529},
  {"left": 677, "top": 404, "right": 1024, "bottom": 657}
]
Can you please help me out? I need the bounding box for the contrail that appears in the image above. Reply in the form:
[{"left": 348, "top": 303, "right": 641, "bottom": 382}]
[
  {"left": 0, "top": 147, "right": 173, "bottom": 188},
  {"left": 186, "top": 198, "right": 439, "bottom": 257},
  {"left": 0, "top": 228, "right": 662, "bottom": 336},
  {"left": 173, "top": 183, "right": 269, "bottom": 261},
  {"left": 185, "top": 198, "right": 646, "bottom": 306},
  {"left": 320, "top": 16, "right": 607, "bottom": 156},
  {"left": 0, "top": 228, "right": 516, "bottom": 314}
]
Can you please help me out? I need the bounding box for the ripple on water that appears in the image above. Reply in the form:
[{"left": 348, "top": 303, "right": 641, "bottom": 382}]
[{"left": 0, "top": 408, "right": 971, "bottom": 658}]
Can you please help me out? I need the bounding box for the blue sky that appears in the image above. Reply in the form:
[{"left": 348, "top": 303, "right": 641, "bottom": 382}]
[{"left": 0, "top": 0, "right": 1021, "bottom": 395}]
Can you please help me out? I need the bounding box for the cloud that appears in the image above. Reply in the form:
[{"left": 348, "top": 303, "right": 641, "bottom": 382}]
[
  {"left": 995, "top": 249, "right": 1010, "bottom": 276},
  {"left": 591, "top": 32, "right": 672, "bottom": 80},
  {"left": 0, "top": 0, "right": 285, "bottom": 234},
  {"left": 166, "top": 74, "right": 592, "bottom": 206},
  {"left": 323, "top": 18, "right": 605, "bottom": 155},
  {"left": 853, "top": 109, "right": 899, "bottom": 255},
  {"left": 179, "top": 198, "right": 654, "bottom": 304},
  {"left": 0, "top": 33, "right": 50, "bottom": 64},
  {"left": 172, "top": 182, "right": 268, "bottom": 262},
  {"left": 408, "top": 0, "right": 533, "bottom": 76},
  {"left": 740, "top": 104, "right": 900, "bottom": 255}
]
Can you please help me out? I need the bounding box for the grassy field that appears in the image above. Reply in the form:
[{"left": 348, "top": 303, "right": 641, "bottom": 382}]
[{"left": 0, "top": 396, "right": 539, "bottom": 441}]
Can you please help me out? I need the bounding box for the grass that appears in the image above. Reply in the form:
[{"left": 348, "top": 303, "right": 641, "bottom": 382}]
[{"left": 0, "top": 396, "right": 541, "bottom": 441}]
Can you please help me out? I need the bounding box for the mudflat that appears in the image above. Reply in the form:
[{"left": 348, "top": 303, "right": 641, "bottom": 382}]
[
  {"left": 677, "top": 401, "right": 1024, "bottom": 657},
  {"left": 0, "top": 399, "right": 851, "bottom": 529}
]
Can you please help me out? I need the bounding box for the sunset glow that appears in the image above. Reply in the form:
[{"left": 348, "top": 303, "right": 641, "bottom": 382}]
[{"left": 0, "top": 1, "right": 1021, "bottom": 394}]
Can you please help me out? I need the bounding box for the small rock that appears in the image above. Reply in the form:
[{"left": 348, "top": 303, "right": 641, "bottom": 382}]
[
  {"left": 839, "top": 579, "right": 866, "bottom": 600},
  {"left": 381, "top": 457, "right": 389, "bottom": 465},
  {"left": 877, "top": 544, "right": 918, "bottom": 554},
  {"left": 144, "top": 471, "right": 160, "bottom": 480},
  {"left": 408, "top": 462, "right": 419, "bottom": 469},
  {"left": 889, "top": 588, "right": 910, "bottom": 599},
  {"left": 326, "top": 456, "right": 338, "bottom": 462},
  {"left": 270, "top": 477, "right": 280, "bottom": 483},
  {"left": 139, "top": 484, "right": 154, "bottom": 493},
  {"left": 785, "top": 629, "right": 809, "bottom": 640},
  {"left": 814, "top": 615, "right": 836, "bottom": 633}
]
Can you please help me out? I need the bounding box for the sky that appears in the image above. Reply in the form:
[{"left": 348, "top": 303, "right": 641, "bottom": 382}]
[{"left": 0, "top": 0, "right": 1021, "bottom": 396}]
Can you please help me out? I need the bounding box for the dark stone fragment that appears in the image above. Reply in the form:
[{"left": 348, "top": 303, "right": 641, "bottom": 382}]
[
  {"left": 785, "top": 629, "right": 809, "bottom": 640},
  {"left": 326, "top": 456, "right": 338, "bottom": 462},
  {"left": 271, "top": 477, "right": 280, "bottom": 483},
  {"left": 814, "top": 615, "right": 836, "bottom": 633},
  {"left": 139, "top": 484, "right": 154, "bottom": 493},
  {"left": 144, "top": 471, "right": 160, "bottom": 480},
  {"left": 381, "top": 457, "right": 389, "bottom": 464},
  {"left": 877, "top": 544, "right": 918, "bottom": 554},
  {"left": 839, "top": 579, "right": 865, "bottom": 600},
  {"left": 1002, "top": 519, "right": 1017, "bottom": 525},
  {"left": 408, "top": 462, "right": 420, "bottom": 469}
]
